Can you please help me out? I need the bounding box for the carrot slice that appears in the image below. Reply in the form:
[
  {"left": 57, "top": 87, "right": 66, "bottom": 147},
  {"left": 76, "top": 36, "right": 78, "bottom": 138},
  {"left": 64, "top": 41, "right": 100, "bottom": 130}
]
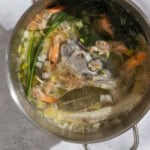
[
  {"left": 32, "top": 87, "right": 58, "bottom": 103},
  {"left": 123, "top": 52, "right": 148, "bottom": 70},
  {"left": 40, "top": 95, "right": 57, "bottom": 103},
  {"left": 109, "top": 41, "right": 129, "bottom": 55}
]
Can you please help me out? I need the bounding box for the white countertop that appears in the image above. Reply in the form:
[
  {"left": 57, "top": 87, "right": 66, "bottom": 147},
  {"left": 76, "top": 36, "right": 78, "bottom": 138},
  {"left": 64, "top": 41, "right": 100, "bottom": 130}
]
[{"left": 0, "top": 0, "right": 150, "bottom": 150}]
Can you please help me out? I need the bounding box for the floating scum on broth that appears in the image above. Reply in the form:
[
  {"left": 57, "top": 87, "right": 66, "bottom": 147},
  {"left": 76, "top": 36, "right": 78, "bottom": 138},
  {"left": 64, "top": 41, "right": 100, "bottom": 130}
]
[{"left": 17, "top": 0, "right": 150, "bottom": 133}]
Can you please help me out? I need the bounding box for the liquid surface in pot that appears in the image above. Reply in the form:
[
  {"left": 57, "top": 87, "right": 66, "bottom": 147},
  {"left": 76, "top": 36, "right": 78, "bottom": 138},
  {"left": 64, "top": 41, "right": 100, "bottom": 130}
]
[{"left": 17, "top": 0, "right": 150, "bottom": 133}]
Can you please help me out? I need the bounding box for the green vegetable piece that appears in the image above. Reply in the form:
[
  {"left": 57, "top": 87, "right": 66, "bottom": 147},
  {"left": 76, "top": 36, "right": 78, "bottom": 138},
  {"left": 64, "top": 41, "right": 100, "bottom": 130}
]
[
  {"left": 80, "top": 38, "right": 85, "bottom": 43},
  {"left": 21, "top": 62, "right": 28, "bottom": 70},
  {"left": 27, "top": 31, "right": 35, "bottom": 87}
]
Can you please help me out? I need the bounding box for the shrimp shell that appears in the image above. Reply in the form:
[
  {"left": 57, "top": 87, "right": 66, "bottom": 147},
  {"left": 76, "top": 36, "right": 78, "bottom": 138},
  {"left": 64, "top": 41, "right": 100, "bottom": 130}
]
[{"left": 27, "top": 6, "right": 65, "bottom": 30}]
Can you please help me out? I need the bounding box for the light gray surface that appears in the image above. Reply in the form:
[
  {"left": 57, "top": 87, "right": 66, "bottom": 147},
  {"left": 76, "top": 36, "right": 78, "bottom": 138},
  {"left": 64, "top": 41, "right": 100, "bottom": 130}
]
[{"left": 0, "top": 0, "right": 150, "bottom": 150}]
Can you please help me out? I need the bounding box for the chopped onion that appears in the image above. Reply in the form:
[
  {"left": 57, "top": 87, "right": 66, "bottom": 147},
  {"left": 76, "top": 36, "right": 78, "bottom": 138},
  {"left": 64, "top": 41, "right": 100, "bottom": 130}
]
[
  {"left": 41, "top": 54, "right": 47, "bottom": 60},
  {"left": 85, "top": 54, "right": 92, "bottom": 62},
  {"left": 92, "top": 122, "right": 100, "bottom": 129},
  {"left": 42, "top": 72, "right": 51, "bottom": 79},
  {"left": 24, "top": 42, "right": 29, "bottom": 50},
  {"left": 35, "top": 76, "right": 44, "bottom": 84},
  {"left": 93, "top": 76, "right": 110, "bottom": 82},
  {"left": 90, "top": 46, "right": 99, "bottom": 52},
  {"left": 24, "top": 30, "right": 30, "bottom": 39},
  {"left": 95, "top": 79, "right": 118, "bottom": 90},
  {"left": 100, "top": 94, "right": 113, "bottom": 105},
  {"left": 62, "top": 122, "right": 69, "bottom": 128},
  {"left": 35, "top": 61, "right": 42, "bottom": 68},
  {"left": 35, "top": 31, "right": 41, "bottom": 38},
  {"left": 38, "top": 54, "right": 47, "bottom": 62}
]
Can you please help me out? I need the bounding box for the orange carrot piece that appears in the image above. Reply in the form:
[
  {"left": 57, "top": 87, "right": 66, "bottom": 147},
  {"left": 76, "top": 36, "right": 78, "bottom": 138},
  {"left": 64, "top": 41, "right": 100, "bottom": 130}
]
[
  {"left": 109, "top": 41, "right": 129, "bottom": 55},
  {"left": 32, "top": 87, "right": 57, "bottom": 103},
  {"left": 123, "top": 52, "right": 148, "bottom": 70},
  {"left": 40, "top": 95, "right": 57, "bottom": 103}
]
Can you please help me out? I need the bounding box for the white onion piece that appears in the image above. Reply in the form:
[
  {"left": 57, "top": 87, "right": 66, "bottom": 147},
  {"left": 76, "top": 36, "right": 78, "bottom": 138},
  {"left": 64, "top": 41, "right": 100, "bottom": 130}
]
[
  {"left": 92, "top": 122, "right": 100, "bottom": 129},
  {"left": 24, "top": 30, "right": 30, "bottom": 39},
  {"left": 90, "top": 46, "right": 99, "bottom": 52},
  {"left": 38, "top": 54, "right": 47, "bottom": 62},
  {"left": 41, "top": 54, "right": 47, "bottom": 60},
  {"left": 85, "top": 54, "right": 92, "bottom": 62},
  {"left": 35, "top": 76, "right": 44, "bottom": 84},
  {"left": 35, "top": 32, "right": 41, "bottom": 38},
  {"left": 35, "top": 62, "right": 42, "bottom": 68},
  {"left": 24, "top": 42, "right": 29, "bottom": 50},
  {"left": 100, "top": 94, "right": 113, "bottom": 105},
  {"left": 42, "top": 72, "right": 50, "bottom": 79}
]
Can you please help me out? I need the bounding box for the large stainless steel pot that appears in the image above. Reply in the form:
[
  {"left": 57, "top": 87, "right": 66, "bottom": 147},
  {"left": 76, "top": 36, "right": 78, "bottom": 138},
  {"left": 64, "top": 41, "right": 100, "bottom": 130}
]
[{"left": 6, "top": 0, "right": 150, "bottom": 149}]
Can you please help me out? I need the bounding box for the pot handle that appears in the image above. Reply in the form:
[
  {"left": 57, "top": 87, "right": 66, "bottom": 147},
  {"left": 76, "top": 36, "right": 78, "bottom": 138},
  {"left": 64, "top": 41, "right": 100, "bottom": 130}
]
[
  {"left": 83, "top": 125, "right": 139, "bottom": 150},
  {"left": 131, "top": 125, "right": 139, "bottom": 150}
]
